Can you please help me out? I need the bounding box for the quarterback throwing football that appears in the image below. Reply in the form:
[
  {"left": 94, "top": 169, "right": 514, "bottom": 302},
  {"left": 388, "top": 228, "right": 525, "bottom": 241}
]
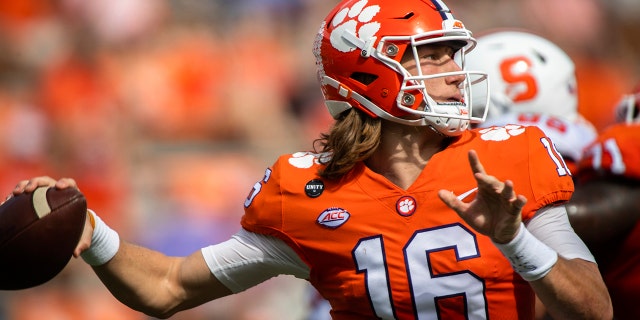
[{"left": 13, "top": 0, "right": 611, "bottom": 319}]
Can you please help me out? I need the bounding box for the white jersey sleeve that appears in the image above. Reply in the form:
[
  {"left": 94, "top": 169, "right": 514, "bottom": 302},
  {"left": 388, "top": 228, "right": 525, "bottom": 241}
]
[
  {"left": 201, "top": 229, "right": 310, "bottom": 293},
  {"left": 526, "top": 205, "right": 595, "bottom": 263}
]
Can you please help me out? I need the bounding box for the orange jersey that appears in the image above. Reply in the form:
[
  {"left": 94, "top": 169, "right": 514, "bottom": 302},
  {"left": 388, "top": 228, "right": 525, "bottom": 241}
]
[
  {"left": 576, "top": 123, "right": 640, "bottom": 317},
  {"left": 577, "top": 123, "right": 640, "bottom": 181},
  {"left": 242, "top": 126, "right": 573, "bottom": 319}
]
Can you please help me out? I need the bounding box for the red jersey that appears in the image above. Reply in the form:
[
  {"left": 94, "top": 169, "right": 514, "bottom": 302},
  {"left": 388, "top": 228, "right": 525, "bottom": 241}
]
[
  {"left": 242, "top": 126, "right": 573, "bottom": 319},
  {"left": 576, "top": 123, "right": 640, "bottom": 318}
]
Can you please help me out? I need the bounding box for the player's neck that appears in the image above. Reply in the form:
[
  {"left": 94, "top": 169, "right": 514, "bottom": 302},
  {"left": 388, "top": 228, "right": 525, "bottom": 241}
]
[{"left": 365, "top": 123, "right": 446, "bottom": 190}]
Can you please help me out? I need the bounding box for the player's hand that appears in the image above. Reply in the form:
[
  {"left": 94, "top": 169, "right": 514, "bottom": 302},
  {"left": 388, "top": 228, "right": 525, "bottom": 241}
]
[
  {"left": 10, "top": 176, "right": 92, "bottom": 257},
  {"left": 73, "top": 212, "right": 94, "bottom": 258},
  {"left": 12, "top": 176, "right": 78, "bottom": 195},
  {"left": 438, "top": 150, "right": 527, "bottom": 243},
  {"left": 4, "top": 176, "right": 78, "bottom": 205}
]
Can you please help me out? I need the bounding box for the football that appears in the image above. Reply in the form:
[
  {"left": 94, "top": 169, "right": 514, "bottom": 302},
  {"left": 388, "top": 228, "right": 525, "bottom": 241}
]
[{"left": 0, "top": 186, "right": 87, "bottom": 290}]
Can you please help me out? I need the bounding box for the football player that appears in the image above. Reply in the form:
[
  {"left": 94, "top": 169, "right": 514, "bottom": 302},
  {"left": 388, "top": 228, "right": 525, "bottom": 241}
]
[
  {"left": 465, "top": 30, "right": 598, "bottom": 174},
  {"left": 11, "top": 0, "right": 612, "bottom": 319},
  {"left": 567, "top": 85, "right": 640, "bottom": 318}
]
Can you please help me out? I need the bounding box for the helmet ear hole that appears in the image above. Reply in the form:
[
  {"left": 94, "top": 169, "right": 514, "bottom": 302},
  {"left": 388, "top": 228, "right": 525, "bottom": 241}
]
[{"left": 350, "top": 72, "right": 378, "bottom": 86}]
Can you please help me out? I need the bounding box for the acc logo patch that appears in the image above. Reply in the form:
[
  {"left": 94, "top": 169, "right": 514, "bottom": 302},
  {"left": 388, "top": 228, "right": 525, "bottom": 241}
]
[{"left": 317, "top": 207, "right": 350, "bottom": 229}]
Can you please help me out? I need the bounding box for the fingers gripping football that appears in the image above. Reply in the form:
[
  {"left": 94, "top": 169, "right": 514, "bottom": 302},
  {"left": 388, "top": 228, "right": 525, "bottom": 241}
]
[
  {"left": 0, "top": 179, "right": 86, "bottom": 290},
  {"left": 12, "top": 177, "right": 78, "bottom": 195},
  {"left": 14, "top": 177, "right": 95, "bottom": 263}
]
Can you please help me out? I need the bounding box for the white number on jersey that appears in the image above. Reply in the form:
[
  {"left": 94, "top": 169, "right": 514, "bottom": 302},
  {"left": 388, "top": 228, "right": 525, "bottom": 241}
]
[{"left": 353, "top": 223, "right": 488, "bottom": 319}]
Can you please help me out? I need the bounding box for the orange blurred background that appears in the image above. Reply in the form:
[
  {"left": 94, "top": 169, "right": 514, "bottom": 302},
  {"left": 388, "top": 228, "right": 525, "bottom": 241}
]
[{"left": 0, "top": 0, "right": 637, "bottom": 319}]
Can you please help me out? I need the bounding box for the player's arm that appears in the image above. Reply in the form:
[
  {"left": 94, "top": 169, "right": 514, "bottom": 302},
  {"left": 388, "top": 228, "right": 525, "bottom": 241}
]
[
  {"left": 12, "top": 176, "right": 234, "bottom": 318},
  {"left": 438, "top": 150, "right": 613, "bottom": 320},
  {"left": 92, "top": 239, "right": 232, "bottom": 318},
  {"left": 529, "top": 251, "right": 609, "bottom": 320},
  {"left": 86, "top": 222, "right": 310, "bottom": 318},
  {"left": 13, "top": 176, "right": 310, "bottom": 319},
  {"left": 526, "top": 205, "right": 612, "bottom": 320}
]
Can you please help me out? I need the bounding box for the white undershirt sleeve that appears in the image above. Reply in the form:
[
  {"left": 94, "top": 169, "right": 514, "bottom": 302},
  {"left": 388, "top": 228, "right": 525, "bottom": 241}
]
[
  {"left": 526, "top": 205, "right": 596, "bottom": 263},
  {"left": 201, "top": 228, "right": 310, "bottom": 293}
]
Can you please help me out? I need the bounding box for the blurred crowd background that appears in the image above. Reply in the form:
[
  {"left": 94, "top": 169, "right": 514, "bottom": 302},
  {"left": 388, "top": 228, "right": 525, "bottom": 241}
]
[{"left": 0, "top": 0, "right": 638, "bottom": 319}]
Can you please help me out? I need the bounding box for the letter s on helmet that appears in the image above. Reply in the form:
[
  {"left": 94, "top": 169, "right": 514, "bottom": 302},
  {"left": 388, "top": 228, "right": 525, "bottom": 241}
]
[
  {"left": 465, "top": 30, "right": 579, "bottom": 122},
  {"left": 313, "top": 0, "right": 490, "bottom": 136}
]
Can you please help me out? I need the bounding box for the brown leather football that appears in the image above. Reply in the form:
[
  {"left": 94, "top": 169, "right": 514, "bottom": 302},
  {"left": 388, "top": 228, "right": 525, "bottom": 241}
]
[{"left": 0, "top": 186, "right": 87, "bottom": 290}]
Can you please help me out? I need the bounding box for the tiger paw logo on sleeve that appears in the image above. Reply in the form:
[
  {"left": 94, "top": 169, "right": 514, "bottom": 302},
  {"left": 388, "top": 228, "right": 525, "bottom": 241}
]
[{"left": 480, "top": 125, "right": 525, "bottom": 141}]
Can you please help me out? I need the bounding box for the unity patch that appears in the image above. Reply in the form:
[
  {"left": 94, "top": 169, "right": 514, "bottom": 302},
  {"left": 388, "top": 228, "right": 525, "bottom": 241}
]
[{"left": 305, "top": 179, "right": 325, "bottom": 198}]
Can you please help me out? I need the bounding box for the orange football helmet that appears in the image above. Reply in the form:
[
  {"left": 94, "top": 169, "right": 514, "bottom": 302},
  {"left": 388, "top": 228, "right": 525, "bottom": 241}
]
[{"left": 313, "top": 0, "right": 489, "bottom": 136}]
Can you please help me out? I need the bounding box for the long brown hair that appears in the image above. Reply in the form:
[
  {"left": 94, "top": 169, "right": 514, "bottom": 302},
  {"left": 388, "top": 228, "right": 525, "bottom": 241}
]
[{"left": 313, "top": 108, "right": 382, "bottom": 180}]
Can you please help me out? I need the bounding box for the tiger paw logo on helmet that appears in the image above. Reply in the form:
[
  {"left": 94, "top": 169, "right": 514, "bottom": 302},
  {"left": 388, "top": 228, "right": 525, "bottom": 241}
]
[{"left": 330, "top": 0, "right": 380, "bottom": 53}]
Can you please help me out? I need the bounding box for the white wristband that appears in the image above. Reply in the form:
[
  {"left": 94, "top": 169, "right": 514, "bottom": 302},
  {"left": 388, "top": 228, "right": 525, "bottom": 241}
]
[
  {"left": 81, "top": 209, "right": 120, "bottom": 266},
  {"left": 493, "top": 223, "right": 558, "bottom": 281}
]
